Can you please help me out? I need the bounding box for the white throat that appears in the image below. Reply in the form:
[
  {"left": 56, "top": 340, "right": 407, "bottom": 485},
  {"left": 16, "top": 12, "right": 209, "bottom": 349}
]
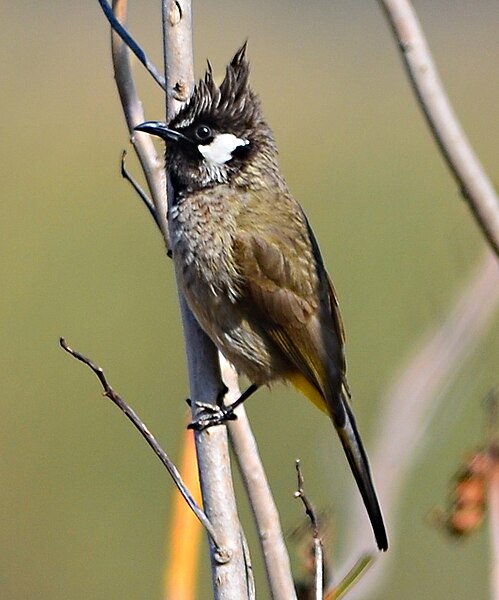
[{"left": 198, "top": 133, "right": 249, "bottom": 165}]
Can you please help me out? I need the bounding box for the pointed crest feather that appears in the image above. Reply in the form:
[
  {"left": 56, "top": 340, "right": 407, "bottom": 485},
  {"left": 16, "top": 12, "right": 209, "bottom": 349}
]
[{"left": 170, "top": 43, "right": 262, "bottom": 131}]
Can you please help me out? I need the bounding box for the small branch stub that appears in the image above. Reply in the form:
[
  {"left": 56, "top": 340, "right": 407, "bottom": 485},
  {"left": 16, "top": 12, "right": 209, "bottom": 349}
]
[
  {"left": 173, "top": 79, "right": 190, "bottom": 102},
  {"left": 169, "top": 1, "right": 182, "bottom": 26},
  {"left": 294, "top": 460, "right": 323, "bottom": 600},
  {"left": 213, "top": 547, "right": 233, "bottom": 565}
]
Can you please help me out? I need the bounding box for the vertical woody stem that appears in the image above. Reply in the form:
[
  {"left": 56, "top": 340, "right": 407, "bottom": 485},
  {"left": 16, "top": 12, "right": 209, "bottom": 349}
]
[{"left": 161, "top": 2, "right": 251, "bottom": 597}]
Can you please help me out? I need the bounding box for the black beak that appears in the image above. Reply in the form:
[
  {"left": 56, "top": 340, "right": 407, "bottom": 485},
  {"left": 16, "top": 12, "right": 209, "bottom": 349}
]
[{"left": 134, "top": 121, "right": 189, "bottom": 144}]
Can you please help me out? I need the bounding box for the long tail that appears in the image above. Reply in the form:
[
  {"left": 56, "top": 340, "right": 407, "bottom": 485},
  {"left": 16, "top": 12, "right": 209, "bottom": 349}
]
[
  {"left": 289, "top": 371, "right": 388, "bottom": 550},
  {"left": 335, "top": 395, "right": 388, "bottom": 551}
]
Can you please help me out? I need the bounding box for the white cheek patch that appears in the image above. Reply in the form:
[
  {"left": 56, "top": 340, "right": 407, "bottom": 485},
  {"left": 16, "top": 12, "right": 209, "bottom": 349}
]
[{"left": 198, "top": 133, "right": 249, "bottom": 165}]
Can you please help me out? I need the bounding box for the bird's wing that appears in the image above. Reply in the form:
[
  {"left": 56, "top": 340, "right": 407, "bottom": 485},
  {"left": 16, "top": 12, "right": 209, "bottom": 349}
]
[
  {"left": 233, "top": 227, "right": 324, "bottom": 389},
  {"left": 233, "top": 195, "right": 345, "bottom": 393},
  {"left": 304, "top": 217, "right": 347, "bottom": 378},
  {"left": 234, "top": 196, "right": 388, "bottom": 551}
]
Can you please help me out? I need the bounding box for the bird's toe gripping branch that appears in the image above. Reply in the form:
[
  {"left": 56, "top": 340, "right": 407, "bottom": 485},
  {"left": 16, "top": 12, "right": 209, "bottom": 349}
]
[
  {"left": 187, "top": 383, "right": 259, "bottom": 430},
  {"left": 187, "top": 402, "right": 238, "bottom": 430}
]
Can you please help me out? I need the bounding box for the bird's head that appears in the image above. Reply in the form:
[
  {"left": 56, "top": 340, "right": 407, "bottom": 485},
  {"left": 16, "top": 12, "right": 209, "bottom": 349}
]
[{"left": 135, "top": 44, "right": 278, "bottom": 192}]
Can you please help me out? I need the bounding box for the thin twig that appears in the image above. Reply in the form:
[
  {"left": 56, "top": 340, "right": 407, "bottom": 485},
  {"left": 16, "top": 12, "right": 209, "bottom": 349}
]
[
  {"left": 120, "top": 150, "right": 159, "bottom": 227},
  {"left": 111, "top": 0, "right": 169, "bottom": 239},
  {"left": 59, "top": 337, "right": 222, "bottom": 551},
  {"left": 239, "top": 528, "right": 256, "bottom": 600},
  {"left": 379, "top": 0, "right": 499, "bottom": 256},
  {"left": 294, "top": 460, "right": 323, "bottom": 600},
  {"left": 98, "top": 0, "right": 166, "bottom": 89}
]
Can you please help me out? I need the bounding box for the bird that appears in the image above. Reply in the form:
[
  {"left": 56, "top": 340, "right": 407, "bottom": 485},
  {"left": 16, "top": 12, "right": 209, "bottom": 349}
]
[{"left": 135, "top": 44, "right": 388, "bottom": 552}]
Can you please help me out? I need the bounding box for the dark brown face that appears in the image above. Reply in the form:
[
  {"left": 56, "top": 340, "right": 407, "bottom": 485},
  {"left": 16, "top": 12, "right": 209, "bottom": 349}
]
[
  {"left": 164, "top": 118, "right": 255, "bottom": 191},
  {"left": 136, "top": 45, "right": 278, "bottom": 192},
  {"left": 139, "top": 45, "right": 277, "bottom": 192}
]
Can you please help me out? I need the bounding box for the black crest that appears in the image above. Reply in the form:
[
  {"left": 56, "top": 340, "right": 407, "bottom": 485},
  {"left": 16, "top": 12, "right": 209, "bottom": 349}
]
[{"left": 170, "top": 43, "right": 264, "bottom": 135}]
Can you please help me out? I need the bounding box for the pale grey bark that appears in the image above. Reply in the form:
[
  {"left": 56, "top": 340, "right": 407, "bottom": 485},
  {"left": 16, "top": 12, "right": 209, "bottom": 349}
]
[
  {"left": 161, "top": 1, "right": 252, "bottom": 597},
  {"left": 379, "top": 0, "right": 499, "bottom": 257},
  {"left": 222, "top": 356, "right": 298, "bottom": 599}
]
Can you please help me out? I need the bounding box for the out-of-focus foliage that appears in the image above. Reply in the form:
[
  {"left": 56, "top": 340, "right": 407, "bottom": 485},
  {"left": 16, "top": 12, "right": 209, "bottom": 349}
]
[{"left": 1, "top": 2, "right": 498, "bottom": 599}]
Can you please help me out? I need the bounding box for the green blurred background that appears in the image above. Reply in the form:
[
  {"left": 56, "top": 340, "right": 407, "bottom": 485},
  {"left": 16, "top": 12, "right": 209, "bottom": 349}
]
[{"left": 1, "top": 1, "right": 498, "bottom": 598}]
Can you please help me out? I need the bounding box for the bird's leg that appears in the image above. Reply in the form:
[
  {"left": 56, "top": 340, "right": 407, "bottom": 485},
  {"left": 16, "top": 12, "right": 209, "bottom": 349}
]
[
  {"left": 188, "top": 383, "right": 259, "bottom": 430},
  {"left": 216, "top": 383, "right": 230, "bottom": 407},
  {"left": 225, "top": 383, "right": 259, "bottom": 412}
]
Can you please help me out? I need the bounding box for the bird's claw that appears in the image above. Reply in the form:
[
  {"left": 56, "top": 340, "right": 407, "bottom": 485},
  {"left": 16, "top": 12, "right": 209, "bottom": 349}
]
[{"left": 187, "top": 401, "right": 238, "bottom": 430}]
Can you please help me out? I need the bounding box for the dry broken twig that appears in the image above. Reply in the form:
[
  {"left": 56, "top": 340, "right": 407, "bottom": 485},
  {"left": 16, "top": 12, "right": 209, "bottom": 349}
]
[
  {"left": 294, "top": 460, "right": 324, "bottom": 600},
  {"left": 59, "top": 337, "right": 223, "bottom": 552}
]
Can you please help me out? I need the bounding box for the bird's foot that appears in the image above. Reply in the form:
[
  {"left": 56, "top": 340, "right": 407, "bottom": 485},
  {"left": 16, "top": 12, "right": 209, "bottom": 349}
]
[
  {"left": 187, "top": 383, "right": 259, "bottom": 430},
  {"left": 187, "top": 384, "right": 235, "bottom": 430},
  {"left": 187, "top": 402, "right": 238, "bottom": 430}
]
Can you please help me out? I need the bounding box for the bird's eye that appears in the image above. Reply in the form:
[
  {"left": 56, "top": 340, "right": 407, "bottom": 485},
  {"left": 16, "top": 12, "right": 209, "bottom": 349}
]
[{"left": 195, "top": 125, "right": 213, "bottom": 142}]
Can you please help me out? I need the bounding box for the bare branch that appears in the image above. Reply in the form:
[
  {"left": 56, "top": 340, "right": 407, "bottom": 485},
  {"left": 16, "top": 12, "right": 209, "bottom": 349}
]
[
  {"left": 379, "top": 0, "right": 499, "bottom": 256},
  {"left": 222, "top": 355, "right": 297, "bottom": 600},
  {"left": 59, "top": 337, "right": 222, "bottom": 550},
  {"left": 294, "top": 461, "right": 320, "bottom": 539},
  {"left": 294, "top": 460, "right": 323, "bottom": 600},
  {"left": 111, "top": 0, "right": 169, "bottom": 239},
  {"left": 120, "top": 150, "right": 160, "bottom": 227},
  {"left": 98, "top": 0, "right": 165, "bottom": 89},
  {"left": 162, "top": 0, "right": 194, "bottom": 120},
  {"left": 239, "top": 527, "right": 256, "bottom": 600},
  {"left": 161, "top": 2, "right": 252, "bottom": 597}
]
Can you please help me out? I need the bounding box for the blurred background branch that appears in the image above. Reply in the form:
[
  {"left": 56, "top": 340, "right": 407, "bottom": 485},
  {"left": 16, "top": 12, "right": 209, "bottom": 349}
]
[
  {"left": 346, "top": 250, "right": 499, "bottom": 597},
  {"left": 379, "top": 0, "right": 499, "bottom": 256},
  {"left": 164, "top": 427, "right": 202, "bottom": 599}
]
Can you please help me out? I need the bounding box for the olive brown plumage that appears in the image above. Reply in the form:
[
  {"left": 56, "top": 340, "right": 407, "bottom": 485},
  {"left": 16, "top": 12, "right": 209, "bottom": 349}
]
[{"left": 136, "top": 45, "right": 388, "bottom": 551}]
